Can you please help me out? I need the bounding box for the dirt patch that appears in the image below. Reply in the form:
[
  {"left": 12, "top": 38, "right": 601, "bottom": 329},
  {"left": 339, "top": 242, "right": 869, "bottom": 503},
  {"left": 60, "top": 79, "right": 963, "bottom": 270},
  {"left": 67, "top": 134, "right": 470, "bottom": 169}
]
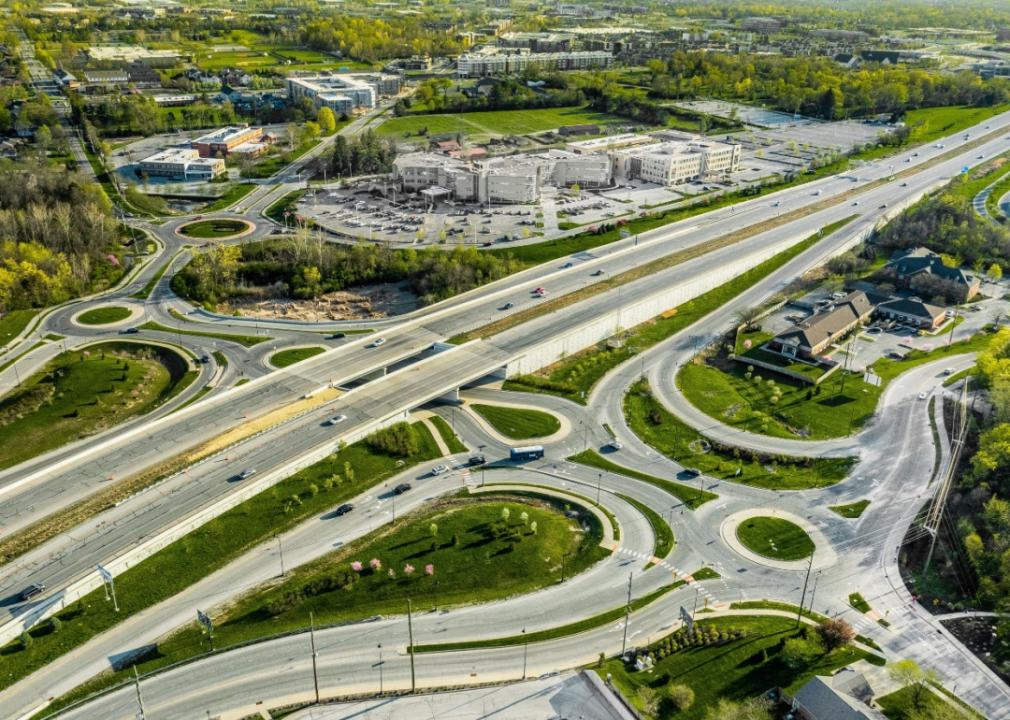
[{"left": 220, "top": 282, "right": 420, "bottom": 321}]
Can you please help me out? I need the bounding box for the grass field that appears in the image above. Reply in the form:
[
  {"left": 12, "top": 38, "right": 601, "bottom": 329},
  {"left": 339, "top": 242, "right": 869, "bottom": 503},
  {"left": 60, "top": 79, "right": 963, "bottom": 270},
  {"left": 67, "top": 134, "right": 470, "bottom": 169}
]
[
  {"left": 0, "top": 309, "right": 38, "bottom": 345},
  {"left": 76, "top": 306, "right": 132, "bottom": 325},
  {"left": 269, "top": 346, "right": 326, "bottom": 368},
  {"left": 131, "top": 252, "right": 180, "bottom": 300},
  {"left": 830, "top": 500, "right": 870, "bottom": 518},
  {"left": 617, "top": 493, "right": 674, "bottom": 559},
  {"left": 202, "top": 183, "right": 257, "bottom": 212},
  {"left": 624, "top": 380, "right": 854, "bottom": 490},
  {"left": 471, "top": 403, "right": 561, "bottom": 439},
  {"left": 376, "top": 106, "right": 623, "bottom": 139},
  {"left": 428, "top": 414, "right": 468, "bottom": 453},
  {"left": 178, "top": 219, "right": 250, "bottom": 239},
  {"left": 0, "top": 343, "right": 190, "bottom": 471},
  {"left": 569, "top": 450, "right": 716, "bottom": 510},
  {"left": 3, "top": 423, "right": 442, "bottom": 701},
  {"left": 602, "top": 615, "right": 873, "bottom": 719},
  {"left": 849, "top": 592, "right": 872, "bottom": 613},
  {"left": 905, "top": 104, "right": 1010, "bottom": 145},
  {"left": 140, "top": 321, "right": 269, "bottom": 347},
  {"left": 241, "top": 139, "right": 320, "bottom": 179},
  {"left": 735, "top": 516, "right": 814, "bottom": 561},
  {"left": 504, "top": 219, "right": 854, "bottom": 403},
  {"left": 877, "top": 685, "right": 968, "bottom": 720}
]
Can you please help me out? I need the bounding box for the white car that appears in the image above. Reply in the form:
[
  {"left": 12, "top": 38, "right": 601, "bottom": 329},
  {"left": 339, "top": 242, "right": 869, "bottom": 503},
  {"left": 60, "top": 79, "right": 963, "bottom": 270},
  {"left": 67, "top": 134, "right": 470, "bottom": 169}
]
[
  {"left": 431, "top": 464, "right": 449, "bottom": 475},
  {"left": 943, "top": 368, "right": 955, "bottom": 376},
  {"left": 238, "top": 468, "right": 257, "bottom": 480},
  {"left": 326, "top": 414, "right": 347, "bottom": 426},
  {"left": 917, "top": 391, "right": 928, "bottom": 400},
  {"left": 370, "top": 337, "right": 386, "bottom": 347}
]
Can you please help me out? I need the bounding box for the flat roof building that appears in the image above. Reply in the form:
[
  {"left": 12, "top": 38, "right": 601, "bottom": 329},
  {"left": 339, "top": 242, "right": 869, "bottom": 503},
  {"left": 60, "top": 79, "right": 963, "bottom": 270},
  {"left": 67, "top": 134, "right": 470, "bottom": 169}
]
[
  {"left": 608, "top": 135, "right": 741, "bottom": 186},
  {"left": 456, "top": 49, "right": 612, "bottom": 77},
  {"left": 138, "top": 148, "right": 225, "bottom": 181},
  {"left": 191, "top": 126, "right": 268, "bottom": 158},
  {"left": 287, "top": 74, "right": 402, "bottom": 115}
]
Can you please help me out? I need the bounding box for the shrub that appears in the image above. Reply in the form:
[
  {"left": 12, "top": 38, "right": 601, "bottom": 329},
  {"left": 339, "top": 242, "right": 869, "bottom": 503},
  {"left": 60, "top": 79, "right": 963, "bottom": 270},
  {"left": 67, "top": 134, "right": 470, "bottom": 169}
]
[
  {"left": 366, "top": 422, "right": 420, "bottom": 458},
  {"left": 666, "top": 684, "right": 695, "bottom": 711}
]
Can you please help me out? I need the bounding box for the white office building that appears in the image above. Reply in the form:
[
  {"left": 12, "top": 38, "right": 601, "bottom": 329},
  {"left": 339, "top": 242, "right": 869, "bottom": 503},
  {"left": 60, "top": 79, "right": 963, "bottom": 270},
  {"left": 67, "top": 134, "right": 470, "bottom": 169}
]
[
  {"left": 543, "top": 150, "right": 612, "bottom": 187},
  {"left": 287, "top": 74, "right": 402, "bottom": 115},
  {"left": 138, "top": 148, "right": 225, "bottom": 180},
  {"left": 609, "top": 136, "right": 741, "bottom": 186},
  {"left": 456, "top": 49, "right": 612, "bottom": 77}
]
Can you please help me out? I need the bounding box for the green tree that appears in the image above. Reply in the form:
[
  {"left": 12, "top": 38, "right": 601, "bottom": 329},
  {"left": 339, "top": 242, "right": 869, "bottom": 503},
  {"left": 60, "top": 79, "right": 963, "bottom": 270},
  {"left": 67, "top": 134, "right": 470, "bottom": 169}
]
[
  {"left": 889, "top": 659, "right": 938, "bottom": 709},
  {"left": 988, "top": 262, "right": 1003, "bottom": 281},
  {"left": 318, "top": 107, "right": 337, "bottom": 135},
  {"left": 666, "top": 683, "right": 695, "bottom": 711},
  {"left": 781, "top": 635, "right": 821, "bottom": 670}
]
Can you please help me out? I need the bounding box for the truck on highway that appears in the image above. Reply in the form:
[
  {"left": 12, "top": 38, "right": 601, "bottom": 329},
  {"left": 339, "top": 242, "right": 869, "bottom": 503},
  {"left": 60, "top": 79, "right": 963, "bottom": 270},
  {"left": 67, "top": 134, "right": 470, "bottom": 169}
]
[{"left": 510, "top": 445, "right": 544, "bottom": 462}]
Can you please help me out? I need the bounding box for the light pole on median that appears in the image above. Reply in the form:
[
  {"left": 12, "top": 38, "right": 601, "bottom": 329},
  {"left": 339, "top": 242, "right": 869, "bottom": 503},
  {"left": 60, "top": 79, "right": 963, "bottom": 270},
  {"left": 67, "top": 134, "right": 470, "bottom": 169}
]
[
  {"left": 522, "top": 628, "right": 528, "bottom": 679},
  {"left": 377, "top": 642, "right": 384, "bottom": 694},
  {"left": 309, "top": 611, "right": 320, "bottom": 704},
  {"left": 275, "top": 534, "right": 285, "bottom": 577},
  {"left": 596, "top": 472, "right": 602, "bottom": 506}
]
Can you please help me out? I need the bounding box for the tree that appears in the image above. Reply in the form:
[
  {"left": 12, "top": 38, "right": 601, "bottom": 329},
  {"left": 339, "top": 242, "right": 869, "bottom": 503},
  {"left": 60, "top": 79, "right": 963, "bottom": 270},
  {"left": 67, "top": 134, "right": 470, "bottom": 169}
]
[
  {"left": 636, "top": 686, "right": 660, "bottom": 716},
  {"left": 429, "top": 523, "right": 438, "bottom": 539},
  {"left": 318, "top": 107, "right": 337, "bottom": 135},
  {"left": 666, "top": 684, "right": 695, "bottom": 711},
  {"left": 735, "top": 305, "right": 763, "bottom": 331},
  {"left": 988, "top": 262, "right": 1003, "bottom": 281},
  {"left": 501, "top": 506, "right": 510, "bottom": 523},
  {"left": 781, "top": 635, "right": 822, "bottom": 670},
  {"left": 703, "top": 697, "right": 772, "bottom": 720},
  {"left": 817, "top": 618, "right": 856, "bottom": 650},
  {"left": 889, "top": 659, "right": 938, "bottom": 709}
]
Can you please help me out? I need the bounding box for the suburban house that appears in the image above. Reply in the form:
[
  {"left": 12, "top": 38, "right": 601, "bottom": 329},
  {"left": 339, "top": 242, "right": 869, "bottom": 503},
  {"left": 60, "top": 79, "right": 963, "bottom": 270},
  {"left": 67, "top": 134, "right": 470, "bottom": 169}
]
[
  {"left": 876, "top": 297, "right": 947, "bottom": 329},
  {"left": 886, "top": 247, "right": 981, "bottom": 301},
  {"left": 766, "top": 291, "right": 874, "bottom": 360},
  {"left": 789, "top": 669, "right": 888, "bottom": 720}
]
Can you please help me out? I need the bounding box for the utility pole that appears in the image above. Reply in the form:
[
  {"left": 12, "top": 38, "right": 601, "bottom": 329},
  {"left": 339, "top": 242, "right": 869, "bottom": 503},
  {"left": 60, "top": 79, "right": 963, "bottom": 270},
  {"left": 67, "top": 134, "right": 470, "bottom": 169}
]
[
  {"left": 309, "top": 611, "right": 320, "bottom": 704},
  {"left": 522, "top": 628, "right": 528, "bottom": 680},
  {"left": 809, "top": 571, "right": 821, "bottom": 617},
  {"left": 276, "top": 534, "right": 285, "bottom": 577},
  {"left": 925, "top": 381, "right": 970, "bottom": 572},
  {"left": 406, "top": 599, "right": 417, "bottom": 693},
  {"left": 596, "top": 473, "right": 602, "bottom": 506},
  {"left": 377, "top": 642, "right": 383, "bottom": 694},
  {"left": 796, "top": 553, "right": 814, "bottom": 628},
  {"left": 620, "top": 572, "right": 633, "bottom": 656},
  {"left": 947, "top": 305, "right": 959, "bottom": 348},
  {"left": 133, "top": 666, "right": 147, "bottom": 720}
]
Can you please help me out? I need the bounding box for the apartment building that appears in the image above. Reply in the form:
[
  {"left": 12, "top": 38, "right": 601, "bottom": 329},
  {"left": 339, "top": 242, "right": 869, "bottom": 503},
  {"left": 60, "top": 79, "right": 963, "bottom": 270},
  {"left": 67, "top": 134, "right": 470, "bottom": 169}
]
[
  {"left": 456, "top": 49, "right": 612, "bottom": 77},
  {"left": 609, "top": 136, "right": 741, "bottom": 185},
  {"left": 287, "top": 74, "right": 402, "bottom": 115}
]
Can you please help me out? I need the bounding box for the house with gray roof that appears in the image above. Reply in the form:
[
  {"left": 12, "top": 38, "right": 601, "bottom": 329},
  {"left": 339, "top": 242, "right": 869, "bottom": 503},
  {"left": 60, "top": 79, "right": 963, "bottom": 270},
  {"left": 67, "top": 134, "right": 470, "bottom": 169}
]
[
  {"left": 767, "top": 291, "right": 874, "bottom": 360},
  {"left": 789, "top": 666, "right": 889, "bottom": 720},
  {"left": 877, "top": 297, "right": 947, "bottom": 329},
  {"left": 887, "top": 247, "right": 981, "bottom": 301}
]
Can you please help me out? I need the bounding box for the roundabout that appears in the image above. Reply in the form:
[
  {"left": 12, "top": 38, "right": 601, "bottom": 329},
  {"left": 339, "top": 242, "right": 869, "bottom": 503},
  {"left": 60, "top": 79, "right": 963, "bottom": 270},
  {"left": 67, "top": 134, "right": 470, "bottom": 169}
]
[
  {"left": 72, "top": 305, "right": 142, "bottom": 328},
  {"left": 177, "top": 218, "right": 254, "bottom": 240},
  {"left": 720, "top": 509, "right": 837, "bottom": 571}
]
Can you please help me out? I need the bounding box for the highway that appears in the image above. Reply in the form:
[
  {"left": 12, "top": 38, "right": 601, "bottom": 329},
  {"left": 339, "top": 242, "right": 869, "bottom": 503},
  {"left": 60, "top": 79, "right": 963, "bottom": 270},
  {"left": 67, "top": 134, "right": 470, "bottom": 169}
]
[{"left": 3, "top": 108, "right": 1010, "bottom": 718}]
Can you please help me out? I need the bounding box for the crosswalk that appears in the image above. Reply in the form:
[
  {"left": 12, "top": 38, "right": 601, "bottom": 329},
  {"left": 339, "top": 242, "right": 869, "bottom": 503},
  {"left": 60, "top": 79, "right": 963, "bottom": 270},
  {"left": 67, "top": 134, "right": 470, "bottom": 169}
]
[{"left": 614, "top": 546, "right": 719, "bottom": 607}]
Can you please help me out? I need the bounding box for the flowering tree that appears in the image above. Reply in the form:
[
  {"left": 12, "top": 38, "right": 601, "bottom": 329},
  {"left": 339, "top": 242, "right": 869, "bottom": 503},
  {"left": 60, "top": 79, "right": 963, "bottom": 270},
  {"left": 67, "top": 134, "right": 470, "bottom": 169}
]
[
  {"left": 370, "top": 558, "right": 382, "bottom": 571},
  {"left": 404, "top": 563, "right": 415, "bottom": 576},
  {"left": 425, "top": 563, "right": 435, "bottom": 576},
  {"left": 520, "top": 511, "right": 529, "bottom": 526},
  {"left": 387, "top": 568, "right": 396, "bottom": 578},
  {"left": 530, "top": 520, "right": 538, "bottom": 535},
  {"left": 429, "top": 523, "right": 438, "bottom": 539},
  {"left": 350, "top": 560, "right": 363, "bottom": 572},
  {"left": 501, "top": 507, "right": 511, "bottom": 523}
]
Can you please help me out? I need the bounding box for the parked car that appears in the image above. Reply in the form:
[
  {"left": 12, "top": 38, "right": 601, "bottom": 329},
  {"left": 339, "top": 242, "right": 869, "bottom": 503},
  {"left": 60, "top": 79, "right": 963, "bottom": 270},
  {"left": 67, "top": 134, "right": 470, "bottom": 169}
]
[{"left": 393, "top": 483, "right": 412, "bottom": 495}]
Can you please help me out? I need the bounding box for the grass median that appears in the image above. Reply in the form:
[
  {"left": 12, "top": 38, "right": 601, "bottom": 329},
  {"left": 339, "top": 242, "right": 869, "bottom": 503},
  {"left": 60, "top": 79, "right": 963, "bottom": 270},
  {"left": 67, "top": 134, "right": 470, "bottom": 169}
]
[
  {"left": 140, "top": 321, "right": 270, "bottom": 347},
  {"left": 624, "top": 380, "right": 854, "bottom": 490},
  {"left": 269, "top": 346, "right": 326, "bottom": 368},
  {"left": 504, "top": 217, "right": 856, "bottom": 403},
  {"left": 470, "top": 403, "right": 560, "bottom": 439},
  {"left": 75, "top": 306, "right": 132, "bottom": 325},
  {"left": 735, "top": 516, "right": 815, "bottom": 561},
  {"left": 616, "top": 493, "right": 674, "bottom": 561},
  {"left": 428, "top": 414, "right": 467, "bottom": 453},
  {"left": 569, "top": 449, "right": 717, "bottom": 510},
  {"left": 830, "top": 500, "right": 870, "bottom": 518},
  {"left": 4, "top": 422, "right": 444, "bottom": 698}
]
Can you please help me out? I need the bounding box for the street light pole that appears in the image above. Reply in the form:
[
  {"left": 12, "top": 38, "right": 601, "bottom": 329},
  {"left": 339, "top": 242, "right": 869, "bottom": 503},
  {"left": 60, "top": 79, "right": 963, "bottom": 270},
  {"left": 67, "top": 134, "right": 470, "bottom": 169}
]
[
  {"left": 406, "top": 599, "right": 417, "bottom": 693},
  {"left": 620, "top": 572, "right": 633, "bottom": 656},
  {"left": 133, "top": 666, "right": 147, "bottom": 720},
  {"left": 796, "top": 553, "right": 814, "bottom": 628},
  {"left": 596, "top": 473, "right": 602, "bottom": 506},
  {"left": 377, "top": 642, "right": 384, "bottom": 694},
  {"left": 276, "top": 534, "right": 285, "bottom": 577},
  {"left": 308, "top": 611, "right": 321, "bottom": 704},
  {"left": 522, "top": 628, "right": 528, "bottom": 679}
]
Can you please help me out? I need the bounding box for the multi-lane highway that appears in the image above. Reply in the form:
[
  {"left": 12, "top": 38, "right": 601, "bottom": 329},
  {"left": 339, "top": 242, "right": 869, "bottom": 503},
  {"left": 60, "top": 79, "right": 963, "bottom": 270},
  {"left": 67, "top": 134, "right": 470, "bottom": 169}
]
[{"left": 4, "top": 107, "right": 1010, "bottom": 719}]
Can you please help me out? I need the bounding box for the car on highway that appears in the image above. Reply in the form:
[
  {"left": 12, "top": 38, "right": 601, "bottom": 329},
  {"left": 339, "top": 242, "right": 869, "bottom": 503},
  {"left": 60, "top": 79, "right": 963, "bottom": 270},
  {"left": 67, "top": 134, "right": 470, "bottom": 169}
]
[
  {"left": 852, "top": 201, "right": 859, "bottom": 206},
  {"left": 500, "top": 302, "right": 514, "bottom": 310},
  {"left": 237, "top": 468, "right": 257, "bottom": 480},
  {"left": 431, "top": 464, "right": 449, "bottom": 475},
  {"left": 325, "top": 414, "right": 347, "bottom": 426},
  {"left": 918, "top": 391, "right": 929, "bottom": 400},
  {"left": 606, "top": 440, "right": 623, "bottom": 451},
  {"left": 592, "top": 269, "right": 605, "bottom": 276},
  {"left": 562, "top": 262, "right": 574, "bottom": 269},
  {"left": 943, "top": 368, "right": 956, "bottom": 376},
  {"left": 681, "top": 468, "right": 702, "bottom": 477},
  {"left": 533, "top": 287, "right": 547, "bottom": 297},
  {"left": 19, "top": 583, "right": 45, "bottom": 602},
  {"left": 334, "top": 503, "right": 354, "bottom": 516},
  {"left": 119, "top": 327, "right": 139, "bottom": 334},
  {"left": 393, "top": 483, "right": 411, "bottom": 495},
  {"left": 328, "top": 332, "right": 346, "bottom": 339},
  {"left": 199, "top": 354, "right": 211, "bottom": 364},
  {"left": 370, "top": 337, "right": 386, "bottom": 347}
]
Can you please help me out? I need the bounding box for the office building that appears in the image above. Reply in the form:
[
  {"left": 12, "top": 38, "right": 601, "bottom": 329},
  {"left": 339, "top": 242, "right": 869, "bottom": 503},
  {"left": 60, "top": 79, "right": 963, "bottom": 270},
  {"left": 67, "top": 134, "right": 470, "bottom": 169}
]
[
  {"left": 191, "top": 126, "right": 269, "bottom": 158},
  {"left": 287, "top": 74, "right": 402, "bottom": 115},
  {"left": 138, "top": 148, "right": 225, "bottom": 180},
  {"left": 456, "top": 49, "right": 612, "bottom": 77}
]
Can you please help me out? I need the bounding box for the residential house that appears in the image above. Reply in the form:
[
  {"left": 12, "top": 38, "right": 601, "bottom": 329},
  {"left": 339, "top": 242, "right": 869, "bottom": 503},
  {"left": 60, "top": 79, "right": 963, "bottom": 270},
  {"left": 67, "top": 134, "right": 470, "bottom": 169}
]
[
  {"left": 789, "top": 666, "right": 888, "bottom": 720},
  {"left": 876, "top": 298, "right": 947, "bottom": 329},
  {"left": 767, "top": 291, "right": 874, "bottom": 360},
  {"left": 886, "top": 247, "right": 981, "bottom": 301}
]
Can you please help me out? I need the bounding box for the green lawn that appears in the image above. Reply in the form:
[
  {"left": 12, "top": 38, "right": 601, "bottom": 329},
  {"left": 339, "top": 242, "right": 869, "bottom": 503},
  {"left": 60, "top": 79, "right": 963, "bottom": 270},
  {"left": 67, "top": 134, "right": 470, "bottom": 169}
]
[
  {"left": 602, "top": 615, "right": 874, "bottom": 719},
  {"left": 0, "top": 343, "right": 191, "bottom": 471},
  {"left": 139, "top": 321, "right": 269, "bottom": 347},
  {"left": 471, "top": 403, "right": 560, "bottom": 439},
  {"left": 624, "top": 380, "right": 854, "bottom": 490},
  {"left": 240, "top": 139, "right": 320, "bottom": 179},
  {"left": 905, "top": 104, "right": 1010, "bottom": 145},
  {"left": 504, "top": 218, "right": 855, "bottom": 402},
  {"left": 3, "top": 422, "right": 442, "bottom": 700},
  {"left": 264, "top": 189, "right": 306, "bottom": 224},
  {"left": 428, "top": 414, "right": 467, "bottom": 453},
  {"left": 269, "top": 346, "right": 326, "bottom": 368},
  {"left": 376, "top": 106, "right": 623, "bottom": 139},
  {"left": 830, "top": 500, "right": 870, "bottom": 518},
  {"left": 202, "top": 183, "right": 257, "bottom": 212},
  {"left": 877, "top": 685, "right": 966, "bottom": 720},
  {"left": 736, "top": 517, "right": 814, "bottom": 561},
  {"left": 179, "top": 219, "right": 250, "bottom": 239},
  {"left": 569, "top": 450, "right": 716, "bottom": 510},
  {"left": 617, "top": 493, "right": 674, "bottom": 559},
  {"left": 131, "top": 251, "right": 180, "bottom": 300},
  {"left": 0, "top": 309, "right": 38, "bottom": 345},
  {"left": 76, "top": 306, "right": 132, "bottom": 325}
]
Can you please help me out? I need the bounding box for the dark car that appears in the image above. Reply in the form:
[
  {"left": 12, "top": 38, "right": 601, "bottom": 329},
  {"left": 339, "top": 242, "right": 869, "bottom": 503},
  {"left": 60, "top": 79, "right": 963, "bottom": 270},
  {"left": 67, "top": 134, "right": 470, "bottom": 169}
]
[
  {"left": 468, "top": 454, "right": 486, "bottom": 466},
  {"left": 591, "top": 269, "right": 605, "bottom": 276},
  {"left": 328, "top": 332, "right": 346, "bottom": 340},
  {"left": 19, "top": 583, "right": 45, "bottom": 602},
  {"left": 119, "top": 327, "right": 139, "bottom": 335},
  {"left": 681, "top": 468, "right": 702, "bottom": 478},
  {"left": 335, "top": 503, "right": 354, "bottom": 516},
  {"left": 199, "top": 355, "right": 211, "bottom": 364},
  {"left": 500, "top": 302, "right": 514, "bottom": 311},
  {"left": 393, "top": 483, "right": 412, "bottom": 495}
]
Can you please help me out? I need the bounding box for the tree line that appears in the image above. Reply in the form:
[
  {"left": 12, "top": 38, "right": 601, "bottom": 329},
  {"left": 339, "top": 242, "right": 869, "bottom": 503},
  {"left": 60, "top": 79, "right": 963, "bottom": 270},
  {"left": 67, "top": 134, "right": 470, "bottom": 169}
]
[{"left": 328, "top": 130, "right": 397, "bottom": 178}]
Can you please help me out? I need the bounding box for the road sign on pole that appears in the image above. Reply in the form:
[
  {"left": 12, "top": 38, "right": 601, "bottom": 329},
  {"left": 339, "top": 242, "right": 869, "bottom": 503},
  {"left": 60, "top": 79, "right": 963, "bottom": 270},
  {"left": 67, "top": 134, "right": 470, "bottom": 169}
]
[
  {"left": 679, "top": 605, "right": 694, "bottom": 633},
  {"left": 97, "top": 564, "right": 119, "bottom": 612},
  {"left": 197, "top": 609, "right": 214, "bottom": 650}
]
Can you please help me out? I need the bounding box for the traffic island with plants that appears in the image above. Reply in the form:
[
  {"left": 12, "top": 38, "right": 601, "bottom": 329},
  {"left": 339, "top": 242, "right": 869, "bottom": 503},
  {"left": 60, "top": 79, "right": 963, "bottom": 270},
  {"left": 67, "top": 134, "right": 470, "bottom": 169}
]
[
  {"left": 0, "top": 342, "right": 193, "bottom": 471},
  {"left": 177, "top": 218, "right": 252, "bottom": 239},
  {"left": 735, "top": 516, "right": 815, "bottom": 561},
  {"left": 624, "top": 379, "right": 854, "bottom": 490},
  {"left": 830, "top": 499, "right": 871, "bottom": 518},
  {"left": 469, "top": 403, "right": 561, "bottom": 439},
  {"left": 75, "top": 305, "right": 133, "bottom": 326},
  {"left": 41, "top": 490, "right": 607, "bottom": 710},
  {"left": 600, "top": 615, "right": 878, "bottom": 720}
]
